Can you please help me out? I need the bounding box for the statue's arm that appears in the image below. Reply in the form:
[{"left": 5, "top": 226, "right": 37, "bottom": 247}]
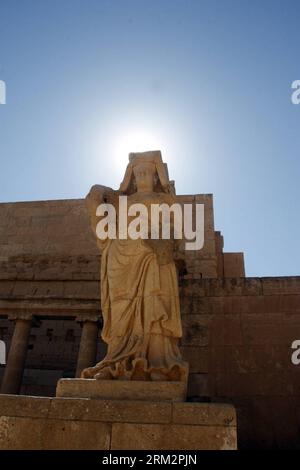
[{"left": 85, "top": 184, "right": 116, "bottom": 240}]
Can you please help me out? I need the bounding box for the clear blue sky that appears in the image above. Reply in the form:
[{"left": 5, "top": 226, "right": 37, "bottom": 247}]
[{"left": 0, "top": 0, "right": 299, "bottom": 277}]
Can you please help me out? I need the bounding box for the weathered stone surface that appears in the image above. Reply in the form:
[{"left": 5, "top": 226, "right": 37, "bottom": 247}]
[
  {"left": 49, "top": 397, "right": 172, "bottom": 423},
  {"left": 172, "top": 402, "right": 236, "bottom": 426},
  {"left": 0, "top": 416, "right": 45, "bottom": 450},
  {"left": 1, "top": 190, "right": 300, "bottom": 451},
  {"left": 56, "top": 378, "right": 187, "bottom": 402},
  {"left": 0, "top": 394, "right": 51, "bottom": 418},
  {"left": 1, "top": 278, "right": 300, "bottom": 449},
  {"left": 110, "top": 423, "right": 237, "bottom": 450},
  {"left": 181, "top": 315, "right": 211, "bottom": 347},
  {"left": 181, "top": 346, "right": 209, "bottom": 373},
  {"left": 0, "top": 416, "right": 111, "bottom": 450},
  {"left": 0, "top": 195, "right": 243, "bottom": 281},
  {"left": 187, "top": 373, "right": 212, "bottom": 398},
  {"left": 262, "top": 277, "right": 300, "bottom": 295},
  {"left": 0, "top": 394, "right": 237, "bottom": 450},
  {"left": 223, "top": 253, "right": 245, "bottom": 278},
  {"left": 46, "top": 420, "right": 111, "bottom": 450}
]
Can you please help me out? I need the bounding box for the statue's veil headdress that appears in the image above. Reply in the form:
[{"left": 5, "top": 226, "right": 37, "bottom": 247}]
[{"left": 119, "top": 150, "right": 175, "bottom": 195}]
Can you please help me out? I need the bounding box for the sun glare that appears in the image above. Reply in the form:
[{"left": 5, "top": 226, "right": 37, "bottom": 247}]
[{"left": 113, "top": 129, "right": 167, "bottom": 166}]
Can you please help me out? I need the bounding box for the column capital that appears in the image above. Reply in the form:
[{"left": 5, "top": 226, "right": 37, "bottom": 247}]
[
  {"left": 9, "top": 312, "right": 33, "bottom": 322},
  {"left": 8, "top": 313, "right": 41, "bottom": 327},
  {"left": 76, "top": 313, "right": 101, "bottom": 324}
]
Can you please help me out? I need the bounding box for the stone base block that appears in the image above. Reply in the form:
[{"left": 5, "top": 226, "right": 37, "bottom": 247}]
[
  {"left": 56, "top": 378, "right": 187, "bottom": 402},
  {"left": 0, "top": 394, "right": 237, "bottom": 450}
]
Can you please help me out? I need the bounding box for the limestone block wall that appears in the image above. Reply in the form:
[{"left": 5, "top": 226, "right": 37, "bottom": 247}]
[
  {"left": 0, "top": 199, "right": 98, "bottom": 258},
  {"left": 223, "top": 253, "right": 245, "bottom": 278},
  {"left": 3, "top": 198, "right": 298, "bottom": 448},
  {"left": 1, "top": 276, "right": 300, "bottom": 448},
  {"left": 179, "top": 276, "right": 300, "bottom": 449},
  {"left": 0, "top": 199, "right": 100, "bottom": 282},
  {"left": 0, "top": 197, "right": 244, "bottom": 280},
  {"left": 0, "top": 395, "right": 237, "bottom": 450},
  {"left": 215, "top": 231, "right": 245, "bottom": 278},
  {"left": 176, "top": 194, "right": 218, "bottom": 278}
]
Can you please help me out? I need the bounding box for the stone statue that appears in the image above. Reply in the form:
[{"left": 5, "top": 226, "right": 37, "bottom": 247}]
[{"left": 81, "top": 151, "right": 188, "bottom": 381}]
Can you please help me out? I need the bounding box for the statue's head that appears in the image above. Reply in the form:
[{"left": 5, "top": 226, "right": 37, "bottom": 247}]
[
  {"left": 119, "top": 150, "right": 175, "bottom": 195},
  {"left": 132, "top": 160, "right": 156, "bottom": 193}
]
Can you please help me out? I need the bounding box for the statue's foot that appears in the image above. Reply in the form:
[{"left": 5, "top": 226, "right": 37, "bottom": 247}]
[
  {"left": 94, "top": 368, "right": 113, "bottom": 380},
  {"left": 81, "top": 365, "right": 113, "bottom": 379},
  {"left": 80, "top": 366, "right": 96, "bottom": 379},
  {"left": 149, "top": 369, "right": 168, "bottom": 381}
]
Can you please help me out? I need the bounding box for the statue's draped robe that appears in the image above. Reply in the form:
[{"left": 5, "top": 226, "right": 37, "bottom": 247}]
[{"left": 82, "top": 191, "right": 188, "bottom": 381}]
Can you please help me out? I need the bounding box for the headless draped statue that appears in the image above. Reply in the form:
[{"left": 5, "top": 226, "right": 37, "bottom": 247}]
[{"left": 81, "top": 151, "right": 188, "bottom": 381}]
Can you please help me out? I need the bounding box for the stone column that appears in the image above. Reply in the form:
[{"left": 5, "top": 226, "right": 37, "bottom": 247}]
[
  {"left": 75, "top": 314, "right": 100, "bottom": 378},
  {"left": 1, "top": 314, "right": 32, "bottom": 395}
]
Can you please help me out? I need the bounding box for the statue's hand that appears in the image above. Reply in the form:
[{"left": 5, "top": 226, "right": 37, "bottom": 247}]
[
  {"left": 87, "top": 184, "right": 113, "bottom": 202},
  {"left": 144, "top": 239, "right": 175, "bottom": 265},
  {"left": 86, "top": 185, "right": 117, "bottom": 246}
]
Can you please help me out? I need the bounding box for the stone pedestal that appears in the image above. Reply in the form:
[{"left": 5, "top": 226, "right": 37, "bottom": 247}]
[
  {"left": 56, "top": 378, "right": 187, "bottom": 402},
  {"left": 0, "top": 394, "right": 237, "bottom": 450}
]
